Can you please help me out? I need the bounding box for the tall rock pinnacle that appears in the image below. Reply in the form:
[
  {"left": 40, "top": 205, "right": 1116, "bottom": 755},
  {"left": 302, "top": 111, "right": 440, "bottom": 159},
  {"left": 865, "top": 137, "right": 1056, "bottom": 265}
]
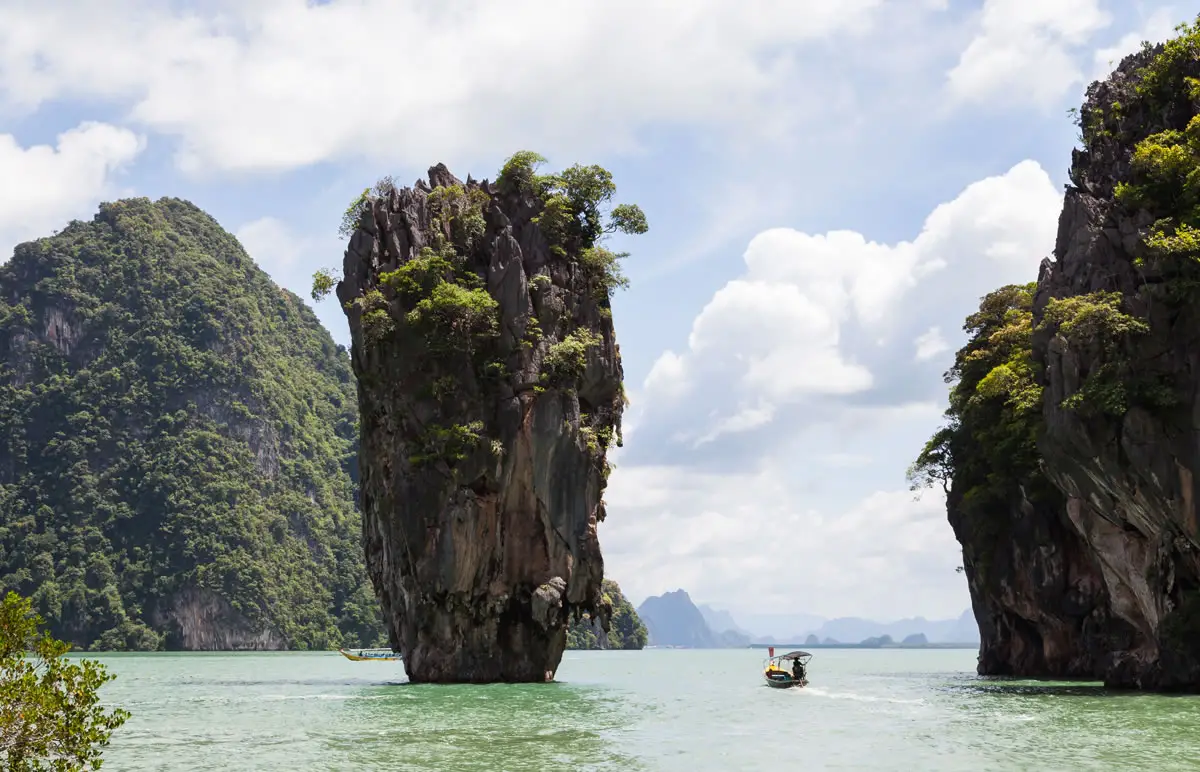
[{"left": 325, "top": 154, "right": 645, "bottom": 682}]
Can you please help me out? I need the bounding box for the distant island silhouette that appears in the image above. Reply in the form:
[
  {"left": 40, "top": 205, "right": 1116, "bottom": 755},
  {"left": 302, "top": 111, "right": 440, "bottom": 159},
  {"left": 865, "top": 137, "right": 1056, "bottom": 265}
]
[{"left": 638, "top": 589, "right": 980, "bottom": 649}]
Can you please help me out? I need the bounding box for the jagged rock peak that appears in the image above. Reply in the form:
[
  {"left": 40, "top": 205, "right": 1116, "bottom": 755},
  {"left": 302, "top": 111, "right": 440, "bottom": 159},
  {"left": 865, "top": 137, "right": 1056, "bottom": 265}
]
[{"left": 329, "top": 153, "right": 646, "bottom": 683}]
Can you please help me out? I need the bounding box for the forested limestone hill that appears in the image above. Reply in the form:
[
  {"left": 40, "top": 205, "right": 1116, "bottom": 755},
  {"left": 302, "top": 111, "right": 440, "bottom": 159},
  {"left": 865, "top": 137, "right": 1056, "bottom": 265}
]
[
  {"left": 566, "top": 579, "right": 647, "bottom": 650},
  {"left": 0, "top": 197, "right": 385, "bottom": 651}
]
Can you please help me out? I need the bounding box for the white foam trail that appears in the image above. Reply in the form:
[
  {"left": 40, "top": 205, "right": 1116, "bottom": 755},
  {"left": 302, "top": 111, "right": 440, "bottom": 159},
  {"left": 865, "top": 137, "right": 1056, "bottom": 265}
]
[{"left": 799, "top": 686, "right": 925, "bottom": 705}]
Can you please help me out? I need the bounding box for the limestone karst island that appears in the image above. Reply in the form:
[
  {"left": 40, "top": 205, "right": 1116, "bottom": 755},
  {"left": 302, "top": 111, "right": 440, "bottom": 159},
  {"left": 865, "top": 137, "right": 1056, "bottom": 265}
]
[
  {"left": 319, "top": 156, "right": 645, "bottom": 682},
  {"left": 4, "top": 5, "right": 1200, "bottom": 771},
  {"left": 910, "top": 26, "right": 1200, "bottom": 692}
]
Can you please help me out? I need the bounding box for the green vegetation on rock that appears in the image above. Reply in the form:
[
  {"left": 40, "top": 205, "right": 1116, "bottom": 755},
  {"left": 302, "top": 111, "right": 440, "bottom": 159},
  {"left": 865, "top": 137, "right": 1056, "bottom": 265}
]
[
  {"left": 495, "top": 150, "right": 648, "bottom": 296},
  {"left": 908, "top": 284, "right": 1051, "bottom": 579},
  {"left": 566, "top": 580, "right": 647, "bottom": 650},
  {"left": 0, "top": 198, "right": 385, "bottom": 651},
  {"left": 911, "top": 283, "right": 1165, "bottom": 508},
  {"left": 325, "top": 181, "right": 501, "bottom": 360},
  {"left": 1114, "top": 114, "right": 1200, "bottom": 264},
  {"left": 321, "top": 153, "right": 645, "bottom": 476},
  {"left": 910, "top": 274, "right": 1167, "bottom": 587},
  {"left": 426, "top": 183, "right": 490, "bottom": 252},
  {"left": 1039, "top": 291, "right": 1167, "bottom": 416},
  {"left": 408, "top": 421, "right": 486, "bottom": 469},
  {"left": 1, "top": 590, "right": 129, "bottom": 770},
  {"left": 909, "top": 284, "right": 1041, "bottom": 495},
  {"left": 542, "top": 329, "right": 601, "bottom": 387},
  {"left": 338, "top": 176, "right": 396, "bottom": 240},
  {"left": 1078, "top": 15, "right": 1200, "bottom": 273}
]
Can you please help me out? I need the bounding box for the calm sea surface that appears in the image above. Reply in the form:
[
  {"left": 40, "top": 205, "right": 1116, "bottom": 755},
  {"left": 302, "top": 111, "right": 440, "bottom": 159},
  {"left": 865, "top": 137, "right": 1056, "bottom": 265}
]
[{"left": 88, "top": 648, "right": 1200, "bottom": 771}]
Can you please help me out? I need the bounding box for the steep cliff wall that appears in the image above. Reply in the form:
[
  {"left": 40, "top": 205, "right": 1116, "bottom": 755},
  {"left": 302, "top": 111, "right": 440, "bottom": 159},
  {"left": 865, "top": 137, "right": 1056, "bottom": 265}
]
[
  {"left": 913, "top": 285, "right": 1137, "bottom": 679},
  {"left": 915, "top": 19, "right": 1200, "bottom": 690},
  {"left": 328, "top": 154, "right": 644, "bottom": 682},
  {"left": 0, "top": 198, "right": 384, "bottom": 651},
  {"left": 1032, "top": 23, "right": 1200, "bottom": 690}
]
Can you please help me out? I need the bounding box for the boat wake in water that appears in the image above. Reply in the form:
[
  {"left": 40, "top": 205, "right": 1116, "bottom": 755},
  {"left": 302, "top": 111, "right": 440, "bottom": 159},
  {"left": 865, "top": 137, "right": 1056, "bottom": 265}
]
[{"left": 798, "top": 686, "right": 926, "bottom": 705}]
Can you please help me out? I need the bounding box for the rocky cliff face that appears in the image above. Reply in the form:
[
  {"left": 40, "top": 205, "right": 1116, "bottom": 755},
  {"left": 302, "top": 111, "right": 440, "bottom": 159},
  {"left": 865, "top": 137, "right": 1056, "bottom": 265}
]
[
  {"left": 920, "top": 22, "right": 1200, "bottom": 691},
  {"left": 333, "top": 157, "right": 638, "bottom": 682},
  {"left": 1030, "top": 29, "right": 1200, "bottom": 690},
  {"left": 917, "top": 281, "right": 1136, "bottom": 681},
  {"left": 948, "top": 463, "right": 1137, "bottom": 679},
  {"left": 150, "top": 587, "right": 287, "bottom": 650}
]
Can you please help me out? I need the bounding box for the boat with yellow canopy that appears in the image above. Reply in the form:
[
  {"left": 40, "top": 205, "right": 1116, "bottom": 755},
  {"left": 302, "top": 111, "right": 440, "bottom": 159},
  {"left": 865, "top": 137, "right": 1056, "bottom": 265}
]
[{"left": 763, "top": 648, "right": 811, "bottom": 688}]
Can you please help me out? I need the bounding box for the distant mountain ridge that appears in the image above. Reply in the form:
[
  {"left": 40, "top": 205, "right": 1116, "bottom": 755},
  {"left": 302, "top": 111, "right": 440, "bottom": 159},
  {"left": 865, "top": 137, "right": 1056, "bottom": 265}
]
[
  {"left": 647, "top": 593, "right": 980, "bottom": 647},
  {"left": 637, "top": 590, "right": 749, "bottom": 648},
  {"left": 697, "top": 604, "right": 751, "bottom": 638},
  {"left": 798, "top": 610, "right": 979, "bottom": 644}
]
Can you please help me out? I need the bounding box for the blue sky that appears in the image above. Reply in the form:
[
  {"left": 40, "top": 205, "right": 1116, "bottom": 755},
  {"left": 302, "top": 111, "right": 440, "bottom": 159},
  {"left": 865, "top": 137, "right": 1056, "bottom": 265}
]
[{"left": 0, "top": 0, "right": 1185, "bottom": 624}]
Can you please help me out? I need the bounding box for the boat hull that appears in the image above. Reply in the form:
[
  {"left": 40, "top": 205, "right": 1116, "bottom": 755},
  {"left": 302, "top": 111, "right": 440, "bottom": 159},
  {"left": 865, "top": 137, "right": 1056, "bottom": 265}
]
[
  {"left": 764, "top": 673, "right": 806, "bottom": 689},
  {"left": 339, "top": 649, "right": 402, "bottom": 662}
]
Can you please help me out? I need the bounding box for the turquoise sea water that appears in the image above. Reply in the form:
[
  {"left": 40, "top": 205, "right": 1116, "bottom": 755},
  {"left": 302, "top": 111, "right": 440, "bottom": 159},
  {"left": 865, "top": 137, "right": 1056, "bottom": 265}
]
[{"left": 91, "top": 648, "right": 1200, "bottom": 771}]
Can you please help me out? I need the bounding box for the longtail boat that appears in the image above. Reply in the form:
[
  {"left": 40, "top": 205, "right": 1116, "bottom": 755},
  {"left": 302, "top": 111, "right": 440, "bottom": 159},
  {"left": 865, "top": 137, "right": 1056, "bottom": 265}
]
[
  {"left": 338, "top": 648, "right": 402, "bottom": 662},
  {"left": 762, "top": 648, "right": 811, "bottom": 688}
]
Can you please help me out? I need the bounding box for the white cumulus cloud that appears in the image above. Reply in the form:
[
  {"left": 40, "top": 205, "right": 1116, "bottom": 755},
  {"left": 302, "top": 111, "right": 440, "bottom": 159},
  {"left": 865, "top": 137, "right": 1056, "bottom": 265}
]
[
  {"left": 1091, "top": 7, "right": 1180, "bottom": 81},
  {"left": 947, "top": 0, "right": 1112, "bottom": 106},
  {"left": 0, "top": 0, "right": 886, "bottom": 174},
  {"left": 635, "top": 159, "right": 1061, "bottom": 443},
  {"left": 610, "top": 159, "right": 1064, "bottom": 618},
  {"left": 0, "top": 122, "right": 144, "bottom": 262},
  {"left": 603, "top": 454, "right": 965, "bottom": 621},
  {"left": 914, "top": 327, "right": 950, "bottom": 362}
]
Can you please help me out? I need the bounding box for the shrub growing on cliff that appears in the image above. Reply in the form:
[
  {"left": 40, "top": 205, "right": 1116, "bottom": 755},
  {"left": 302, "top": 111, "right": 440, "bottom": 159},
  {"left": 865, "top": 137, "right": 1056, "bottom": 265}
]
[
  {"left": 542, "top": 329, "right": 601, "bottom": 387},
  {"left": 409, "top": 421, "right": 485, "bottom": 468},
  {"left": 311, "top": 268, "right": 337, "bottom": 302},
  {"left": 1099, "top": 17, "right": 1200, "bottom": 271},
  {"left": 908, "top": 284, "right": 1048, "bottom": 577},
  {"left": 1114, "top": 119, "right": 1200, "bottom": 264},
  {"left": 371, "top": 244, "right": 499, "bottom": 354},
  {"left": 908, "top": 426, "right": 954, "bottom": 495},
  {"left": 381, "top": 247, "right": 458, "bottom": 299},
  {"left": 426, "top": 184, "right": 491, "bottom": 253},
  {"left": 1, "top": 591, "right": 129, "bottom": 770},
  {"left": 1039, "top": 291, "right": 1160, "bottom": 416},
  {"left": 1133, "top": 16, "right": 1200, "bottom": 108},
  {"left": 338, "top": 175, "right": 396, "bottom": 239},
  {"left": 495, "top": 151, "right": 550, "bottom": 197},
  {"left": 405, "top": 283, "right": 499, "bottom": 348},
  {"left": 345, "top": 289, "right": 394, "bottom": 344},
  {"left": 578, "top": 247, "right": 631, "bottom": 298},
  {"left": 496, "top": 151, "right": 648, "bottom": 298}
]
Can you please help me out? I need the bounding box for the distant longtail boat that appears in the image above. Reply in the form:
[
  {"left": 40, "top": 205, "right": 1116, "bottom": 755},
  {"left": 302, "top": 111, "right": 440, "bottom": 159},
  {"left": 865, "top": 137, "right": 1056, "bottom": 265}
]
[{"left": 338, "top": 648, "right": 402, "bottom": 661}]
